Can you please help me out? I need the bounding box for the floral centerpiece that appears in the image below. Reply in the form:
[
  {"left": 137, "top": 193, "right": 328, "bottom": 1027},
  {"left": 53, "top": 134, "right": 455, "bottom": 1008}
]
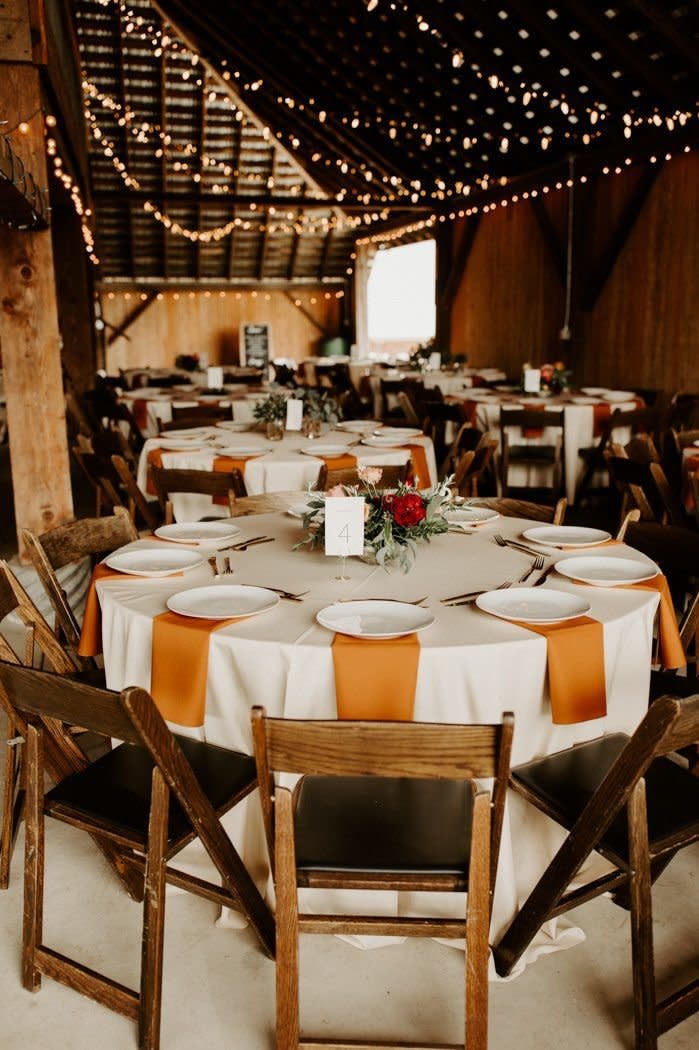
[
  {"left": 409, "top": 338, "right": 444, "bottom": 372},
  {"left": 295, "top": 466, "right": 452, "bottom": 572},
  {"left": 175, "top": 353, "right": 200, "bottom": 372},
  {"left": 540, "top": 361, "right": 571, "bottom": 394},
  {"left": 253, "top": 392, "right": 288, "bottom": 440},
  {"left": 300, "top": 387, "right": 341, "bottom": 423}
]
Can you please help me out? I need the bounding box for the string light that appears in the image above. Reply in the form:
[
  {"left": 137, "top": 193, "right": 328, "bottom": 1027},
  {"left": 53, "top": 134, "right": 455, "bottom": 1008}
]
[{"left": 45, "top": 120, "right": 99, "bottom": 264}]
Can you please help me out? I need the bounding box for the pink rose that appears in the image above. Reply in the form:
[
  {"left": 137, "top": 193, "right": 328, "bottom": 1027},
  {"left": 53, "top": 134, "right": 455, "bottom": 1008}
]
[
  {"left": 325, "top": 485, "right": 346, "bottom": 498},
  {"left": 358, "top": 465, "right": 383, "bottom": 486},
  {"left": 540, "top": 363, "right": 554, "bottom": 382}
]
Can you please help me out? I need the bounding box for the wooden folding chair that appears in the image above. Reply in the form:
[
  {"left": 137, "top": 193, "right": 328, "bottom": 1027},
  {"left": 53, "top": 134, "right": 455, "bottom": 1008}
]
[
  {"left": 468, "top": 496, "right": 567, "bottom": 526},
  {"left": 230, "top": 491, "right": 309, "bottom": 516},
  {"left": 171, "top": 402, "right": 233, "bottom": 423},
  {"left": 149, "top": 465, "right": 247, "bottom": 524},
  {"left": 494, "top": 695, "right": 699, "bottom": 1049},
  {"left": 21, "top": 508, "right": 139, "bottom": 663},
  {"left": 111, "top": 454, "right": 163, "bottom": 533},
  {"left": 0, "top": 664, "right": 275, "bottom": 1050},
  {"left": 71, "top": 445, "right": 126, "bottom": 517},
  {"left": 499, "top": 408, "right": 565, "bottom": 498},
  {"left": 315, "top": 462, "right": 409, "bottom": 491},
  {"left": 251, "top": 707, "right": 514, "bottom": 1050},
  {"left": 453, "top": 439, "right": 497, "bottom": 497}
]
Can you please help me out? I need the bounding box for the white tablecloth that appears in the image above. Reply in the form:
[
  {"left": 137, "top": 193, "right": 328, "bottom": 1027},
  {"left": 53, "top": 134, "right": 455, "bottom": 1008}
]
[
  {"left": 96, "top": 512, "right": 658, "bottom": 975},
  {"left": 136, "top": 429, "right": 438, "bottom": 523},
  {"left": 450, "top": 394, "right": 638, "bottom": 504},
  {"left": 121, "top": 389, "right": 269, "bottom": 438}
]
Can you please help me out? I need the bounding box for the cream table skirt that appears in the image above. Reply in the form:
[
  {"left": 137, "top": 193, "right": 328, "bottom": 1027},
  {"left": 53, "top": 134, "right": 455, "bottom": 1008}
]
[
  {"left": 136, "top": 428, "right": 438, "bottom": 522},
  {"left": 95, "top": 511, "right": 658, "bottom": 976}
]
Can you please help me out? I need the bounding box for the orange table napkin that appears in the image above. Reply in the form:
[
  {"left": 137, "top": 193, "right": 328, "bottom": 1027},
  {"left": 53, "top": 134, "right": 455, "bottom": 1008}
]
[
  {"left": 77, "top": 563, "right": 182, "bottom": 657},
  {"left": 332, "top": 633, "right": 420, "bottom": 721},
  {"left": 132, "top": 398, "right": 149, "bottom": 431},
  {"left": 515, "top": 616, "right": 607, "bottom": 725},
  {"left": 150, "top": 611, "right": 242, "bottom": 726},
  {"left": 593, "top": 397, "right": 645, "bottom": 437},
  {"left": 405, "top": 443, "right": 431, "bottom": 489},
  {"left": 682, "top": 453, "right": 699, "bottom": 511},
  {"left": 520, "top": 402, "right": 546, "bottom": 439},
  {"left": 318, "top": 452, "right": 358, "bottom": 479},
  {"left": 622, "top": 575, "right": 686, "bottom": 671},
  {"left": 212, "top": 455, "right": 250, "bottom": 504}
]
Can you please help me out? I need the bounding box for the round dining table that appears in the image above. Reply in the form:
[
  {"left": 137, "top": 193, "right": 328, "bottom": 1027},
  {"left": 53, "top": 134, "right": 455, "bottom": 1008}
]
[
  {"left": 121, "top": 386, "right": 270, "bottom": 438},
  {"left": 136, "top": 427, "right": 438, "bottom": 523},
  {"left": 95, "top": 509, "right": 659, "bottom": 976}
]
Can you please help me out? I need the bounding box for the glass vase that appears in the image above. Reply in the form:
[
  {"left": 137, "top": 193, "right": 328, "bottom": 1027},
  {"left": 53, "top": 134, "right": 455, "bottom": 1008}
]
[
  {"left": 266, "top": 420, "right": 284, "bottom": 441},
  {"left": 302, "top": 417, "right": 322, "bottom": 439}
]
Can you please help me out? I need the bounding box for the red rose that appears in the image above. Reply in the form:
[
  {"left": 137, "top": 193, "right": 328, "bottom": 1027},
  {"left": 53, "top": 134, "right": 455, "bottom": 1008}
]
[
  {"left": 382, "top": 493, "right": 395, "bottom": 511},
  {"left": 390, "top": 492, "right": 426, "bottom": 527}
]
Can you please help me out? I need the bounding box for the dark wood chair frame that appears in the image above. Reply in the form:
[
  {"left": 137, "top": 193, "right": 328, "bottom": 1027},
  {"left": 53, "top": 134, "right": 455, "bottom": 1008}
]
[
  {"left": 315, "top": 462, "right": 409, "bottom": 491},
  {"left": 0, "top": 664, "right": 275, "bottom": 1050},
  {"left": 499, "top": 408, "right": 565, "bottom": 499},
  {"left": 111, "top": 454, "right": 162, "bottom": 533},
  {"left": 251, "top": 707, "right": 514, "bottom": 1050},
  {"left": 148, "top": 465, "right": 247, "bottom": 524},
  {"left": 170, "top": 403, "right": 234, "bottom": 423},
  {"left": 21, "top": 509, "right": 139, "bottom": 664},
  {"left": 453, "top": 439, "right": 497, "bottom": 497},
  {"left": 468, "top": 496, "right": 567, "bottom": 526},
  {"left": 494, "top": 694, "right": 699, "bottom": 1049}
]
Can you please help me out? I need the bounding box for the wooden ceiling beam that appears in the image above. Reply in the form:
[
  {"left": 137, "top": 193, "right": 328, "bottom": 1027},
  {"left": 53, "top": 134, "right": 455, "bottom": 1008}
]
[
  {"left": 115, "top": 6, "right": 137, "bottom": 279},
  {"left": 97, "top": 278, "right": 344, "bottom": 291},
  {"left": 91, "top": 190, "right": 430, "bottom": 210},
  {"left": 626, "top": 0, "right": 699, "bottom": 72},
  {"left": 283, "top": 291, "right": 328, "bottom": 337},
  {"left": 286, "top": 185, "right": 306, "bottom": 282}
]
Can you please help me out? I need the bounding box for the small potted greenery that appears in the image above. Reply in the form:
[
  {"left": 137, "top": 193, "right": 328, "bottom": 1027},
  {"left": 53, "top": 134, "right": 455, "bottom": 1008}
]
[
  {"left": 253, "top": 392, "right": 288, "bottom": 440},
  {"left": 300, "top": 388, "right": 341, "bottom": 438}
]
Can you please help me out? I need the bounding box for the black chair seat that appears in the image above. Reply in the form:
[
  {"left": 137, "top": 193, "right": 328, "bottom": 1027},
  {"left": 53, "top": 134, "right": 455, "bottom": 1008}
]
[
  {"left": 649, "top": 669, "right": 699, "bottom": 701},
  {"left": 507, "top": 445, "right": 557, "bottom": 463},
  {"left": 294, "top": 776, "right": 472, "bottom": 874},
  {"left": 513, "top": 734, "right": 699, "bottom": 865},
  {"left": 45, "top": 736, "right": 256, "bottom": 846}
]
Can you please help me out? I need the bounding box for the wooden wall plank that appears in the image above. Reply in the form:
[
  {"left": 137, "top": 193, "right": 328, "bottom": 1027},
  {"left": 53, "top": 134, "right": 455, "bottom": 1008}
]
[
  {"left": 102, "top": 288, "right": 342, "bottom": 372},
  {"left": 0, "top": 0, "right": 32, "bottom": 63}
]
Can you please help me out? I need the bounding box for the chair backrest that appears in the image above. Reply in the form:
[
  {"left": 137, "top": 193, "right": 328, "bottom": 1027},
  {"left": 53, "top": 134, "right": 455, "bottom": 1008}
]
[
  {"left": 624, "top": 520, "right": 699, "bottom": 655},
  {"left": 500, "top": 408, "right": 564, "bottom": 432},
  {"left": 171, "top": 403, "right": 233, "bottom": 422},
  {"left": 149, "top": 465, "right": 247, "bottom": 508},
  {"left": 111, "top": 454, "right": 161, "bottom": 532},
  {"left": 22, "top": 509, "right": 138, "bottom": 655},
  {"left": 0, "top": 562, "right": 78, "bottom": 672},
  {"left": 230, "top": 490, "right": 308, "bottom": 516},
  {"left": 251, "top": 707, "right": 514, "bottom": 888},
  {"left": 315, "top": 462, "right": 410, "bottom": 491},
  {"left": 469, "top": 497, "right": 567, "bottom": 525},
  {"left": 454, "top": 440, "right": 497, "bottom": 495},
  {"left": 71, "top": 447, "right": 125, "bottom": 514},
  {"left": 605, "top": 454, "right": 663, "bottom": 521},
  {"left": 624, "top": 434, "right": 660, "bottom": 464}
]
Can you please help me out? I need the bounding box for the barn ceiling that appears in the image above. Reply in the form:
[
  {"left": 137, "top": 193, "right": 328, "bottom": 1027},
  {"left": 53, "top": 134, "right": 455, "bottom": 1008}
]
[{"left": 72, "top": 0, "right": 699, "bottom": 283}]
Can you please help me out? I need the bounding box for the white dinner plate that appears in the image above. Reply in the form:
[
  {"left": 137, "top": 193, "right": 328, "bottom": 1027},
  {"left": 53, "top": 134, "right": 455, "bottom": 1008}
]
[
  {"left": 160, "top": 426, "right": 211, "bottom": 438},
  {"left": 171, "top": 400, "right": 198, "bottom": 409},
  {"left": 445, "top": 507, "right": 500, "bottom": 528},
  {"left": 167, "top": 584, "right": 280, "bottom": 620},
  {"left": 522, "top": 525, "right": 612, "bottom": 548},
  {"left": 105, "top": 548, "right": 204, "bottom": 577},
  {"left": 153, "top": 438, "right": 210, "bottom": 451},
  {"left": 602, "top": 390, "right": 635, "bottom": 403},
  {"left": 494, "top": 385, "right": 518, "bottom": 393},
  {"left": 581, "top": 387, "right": 608, "bottom": 396},
  {"left": 154, "top": 522, "right": 242, "bottom": 546},
  {"left": 555, "top": 556, "right": 659, "bottom": 587},
  {"left": 299, "top": 444, "right": 352, "bottom": 457},
  {"left": 370, "top": 427, "right": 423, "bottom": 440},
  {"left": 571, "top": 396, "right": 602, "bottom": 405},
  {"left": 361, "top": 435, "right": 414, "bottom": 449},
  {"left": 215, "top": 421, "right": 256, "bottom": 432},
  {"left": 316, "top": 600, "right": 435, "bottom": 639},
  {"left": 336, "top": 420, "right": 383, "bottom": 433},
  {"left": 287, "top": 500, "right": 319, "bottom": 518},
  {"left": 476, "top": 588, "right": 591, "bottom": 624},
  {"left": 212, "top": 442, "right": 267, "bottom": 456}
]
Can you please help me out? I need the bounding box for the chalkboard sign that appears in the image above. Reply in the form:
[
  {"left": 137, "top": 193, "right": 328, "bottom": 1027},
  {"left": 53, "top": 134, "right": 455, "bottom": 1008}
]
[{"left": 240, "top": 324, "right": 271, "bottom": 370}]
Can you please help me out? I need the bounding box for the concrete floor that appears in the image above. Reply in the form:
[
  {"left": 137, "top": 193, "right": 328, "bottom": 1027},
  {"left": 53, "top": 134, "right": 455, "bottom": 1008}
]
[{"left": 0, "top": 710, "right": 697, "bottom": 1050}]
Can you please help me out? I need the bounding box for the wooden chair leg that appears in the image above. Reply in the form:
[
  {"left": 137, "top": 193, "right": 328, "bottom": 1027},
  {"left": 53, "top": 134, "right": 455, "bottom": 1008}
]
[
  {"left": 22, "top": 724, "right": 44, "bottom": 992},
  {"left": 275, "top": 788, "right": 299, "bottom": 1050},
  {"left": 138, "top": 768, "right": 169, "bottom": 1050},
  {"left": 0, "top": 718, "right": 23, "bottom": 889},
  {"left": 465, "top": 791, "right": 490, "bottom": 1050},
  {"left": 628, "top": 780, "right": 658, "bottom": 1050}
]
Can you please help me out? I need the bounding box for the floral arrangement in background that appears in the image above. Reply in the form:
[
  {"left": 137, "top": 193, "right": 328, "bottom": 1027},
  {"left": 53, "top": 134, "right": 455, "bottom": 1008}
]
[
  {"left": 295, "top": 466, "right": 452, "bottom": 572},
  {"left": 174, "top": 353, "right": 200, "bottom": 372},
  {"left": 253, "top": 392, "right": 288, "bottom": 423},
  {"left": 299, "top": 387, "right": 342, "bottom": 423},
  {"left": 541, "top": 361, "right": 571, "bottom": 393},
  {"left": 408, "top": 338, "right": 445, "bottom": 371}
]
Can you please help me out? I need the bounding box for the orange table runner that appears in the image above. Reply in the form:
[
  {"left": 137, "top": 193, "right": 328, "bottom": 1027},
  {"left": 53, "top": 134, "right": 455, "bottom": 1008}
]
[
  {"left": 515, "top": 616, "right": 607, "bottom": 725},
  {"left": 77, "top": 563, "right": 182, "bottom": 658},
  {"left": 332, "top": 633, "right": 420, "bottom": 721},
  {"left": 622, "top": 575, "right": 685, "bottom": 671},
  {"left": 150, "top": 611, "right": 242, "bottom": 726},
  {"left": 405, "top": 443, "right": 431, "bottom": 489}
]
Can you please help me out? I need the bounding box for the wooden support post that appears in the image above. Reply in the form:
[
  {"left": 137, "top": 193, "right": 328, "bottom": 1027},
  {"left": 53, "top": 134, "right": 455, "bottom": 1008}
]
[
  {"left": 0, "top": 48, "right": 74, "bottom": 558},
  {"left": 353, "top": 242, "right": 375, "bottom": 358}
]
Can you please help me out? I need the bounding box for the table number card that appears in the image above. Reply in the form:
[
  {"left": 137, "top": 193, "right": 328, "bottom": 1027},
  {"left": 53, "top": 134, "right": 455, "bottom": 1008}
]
[
  {"left": 285, "top": 397, "right": 304, "bottom": 431},
  {"left": 207, "top": 366, "right": 224, "bottom": 389},
  {"left": 523, "top": 368, "right": 541, "bottom": 393},
  {"left": 324, "top": 497, "right": 365, "bottom": 556}
]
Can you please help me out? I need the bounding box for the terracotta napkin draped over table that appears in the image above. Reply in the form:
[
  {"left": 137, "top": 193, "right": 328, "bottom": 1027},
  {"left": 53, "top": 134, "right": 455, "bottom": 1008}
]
[
  {"left": 622, "top": 575, "right": 686, "bottom": 671},
  {"left": 332, "top": 633, "right": 420, "bottom": 721},
  {"left": 150, "top": 612, "right": 242, "bottom": 726},
  {"left": 514, "top": 616, "right": 607, "bottom": 725},
  {"left": 318, "top": 452, "right": 359, "bottom": 474}
]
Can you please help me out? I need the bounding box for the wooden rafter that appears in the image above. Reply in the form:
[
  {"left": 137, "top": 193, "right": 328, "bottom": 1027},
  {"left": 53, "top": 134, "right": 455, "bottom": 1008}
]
[
  {"left": 628, "top": 0, "right": 699, "bottom": 72},
  {"left": 283, "top": 291, "right": 328, "bottom": 337},
  {"left": 286, "top": 185, "right": 306, "bottom": 281},
  {"left": 257, "top": 149, "right": 276, "bottom": 281},
  {"left": 582, "top": 162, "right": 663, "bottom": 310},
  {"left": 106, "top": 291, "right": 158, "bottom": 345}
]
